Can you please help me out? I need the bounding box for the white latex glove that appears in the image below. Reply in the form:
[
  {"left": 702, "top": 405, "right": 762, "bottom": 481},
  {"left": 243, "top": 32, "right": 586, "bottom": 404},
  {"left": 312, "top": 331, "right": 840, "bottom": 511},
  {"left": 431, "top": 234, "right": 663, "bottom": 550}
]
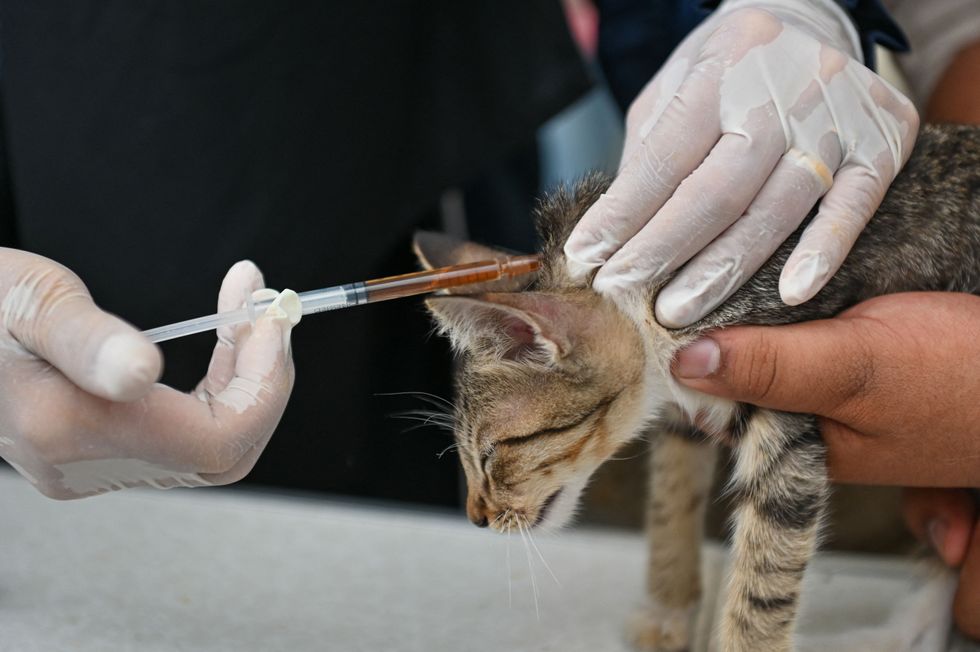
[
  {"left": 0, "top": 249, "right": 300, "bottom": 499},
  {"left": 564, "top": 0, "right": 919, "bottom": 327}
]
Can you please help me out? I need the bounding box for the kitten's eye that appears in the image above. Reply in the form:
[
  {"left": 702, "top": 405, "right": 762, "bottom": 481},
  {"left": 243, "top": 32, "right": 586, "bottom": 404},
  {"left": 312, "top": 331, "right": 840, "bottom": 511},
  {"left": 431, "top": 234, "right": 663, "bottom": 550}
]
[{"left": 480, "top": 446, "right": 494, "bottom": 469}]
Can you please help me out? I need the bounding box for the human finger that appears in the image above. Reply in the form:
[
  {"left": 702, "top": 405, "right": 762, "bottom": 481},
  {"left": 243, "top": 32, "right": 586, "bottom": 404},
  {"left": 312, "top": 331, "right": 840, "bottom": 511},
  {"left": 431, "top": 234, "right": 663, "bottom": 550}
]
[
  {"left": 670, "top": 318, "right": 873, "bottom": 415},
  {"left": 655, "top": 147, "right": 831, "bottom": 326},
  {"left": 593, "top": 122, "right": 784, "bottom": 297},
  {"left": 619, "top": 46, "right": 697, "bottom": 167},
  {"left": 902, "top": 488, "right": 980, "bottom": 637},
  {"left": 954, "top": 517, "right": 980, "bottom": 639},
  {"left": 100, "top": 291, "right": 300, "bottom": 476},
  {"left": 198, "top": 260, "right": 268, "bottom": 398},
  {"left": 780, "top": 163, "right": 888, "bottom": 305},
  {"left": 196, "top": 287, "right": 300, "bottom": 485},
  {"left": 902, "top": 488, "right": 976, "bottom": 568},
  {"left": 673, "top": 295, "right": 980, "bottom": 487},
  {"left": 0, "top": 251, "right": 161, "bottom": 402},
  {"left": 563, "top": 73, "right": 721, "bottom": 281}
]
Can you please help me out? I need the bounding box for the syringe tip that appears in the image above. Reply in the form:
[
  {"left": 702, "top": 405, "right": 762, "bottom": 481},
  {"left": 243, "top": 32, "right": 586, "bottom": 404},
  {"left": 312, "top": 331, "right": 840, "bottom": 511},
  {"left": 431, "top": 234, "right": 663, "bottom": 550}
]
[{"left": 501, "top": 254, "right": 542, "bottom": 278}]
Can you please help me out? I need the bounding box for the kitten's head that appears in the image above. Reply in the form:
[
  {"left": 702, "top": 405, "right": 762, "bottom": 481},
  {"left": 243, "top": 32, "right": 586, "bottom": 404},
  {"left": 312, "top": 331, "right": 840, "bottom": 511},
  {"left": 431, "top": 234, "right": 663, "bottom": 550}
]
[{"left": 414, "top": 178, "right": 650, "bottom": 532}]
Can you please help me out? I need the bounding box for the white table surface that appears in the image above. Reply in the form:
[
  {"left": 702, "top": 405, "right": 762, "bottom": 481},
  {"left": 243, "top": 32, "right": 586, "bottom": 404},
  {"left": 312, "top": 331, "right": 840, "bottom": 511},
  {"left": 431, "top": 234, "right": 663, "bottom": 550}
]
[{"left": 0, "top": 468, "right": 967, "bottom": 652}]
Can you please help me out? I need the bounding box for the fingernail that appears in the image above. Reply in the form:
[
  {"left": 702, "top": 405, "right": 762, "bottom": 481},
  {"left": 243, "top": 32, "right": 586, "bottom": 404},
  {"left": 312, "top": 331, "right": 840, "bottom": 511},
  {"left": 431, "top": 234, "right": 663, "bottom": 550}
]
[
  {"left": 927, "top": 519, "right": 947, "bottom": 557},
  {"left": 674, "top": 338, "right": 720, "bottom": 379},
  {"left": 780, "top": 253, "right": 829, "bottom": 306}
]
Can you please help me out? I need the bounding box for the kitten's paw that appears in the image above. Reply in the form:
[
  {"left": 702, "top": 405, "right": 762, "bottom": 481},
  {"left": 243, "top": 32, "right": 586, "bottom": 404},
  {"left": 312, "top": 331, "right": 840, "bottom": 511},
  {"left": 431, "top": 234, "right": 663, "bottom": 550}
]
[{"left": 627, "top": 602, "right": 696, "bottom": 652}]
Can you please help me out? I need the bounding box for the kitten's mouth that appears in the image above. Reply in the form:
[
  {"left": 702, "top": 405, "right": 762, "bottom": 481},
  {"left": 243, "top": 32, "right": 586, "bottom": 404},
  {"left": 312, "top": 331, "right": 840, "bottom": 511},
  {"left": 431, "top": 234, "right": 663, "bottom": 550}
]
[{"left": 534, "top": 489, "right": 562, "bottom": 527}]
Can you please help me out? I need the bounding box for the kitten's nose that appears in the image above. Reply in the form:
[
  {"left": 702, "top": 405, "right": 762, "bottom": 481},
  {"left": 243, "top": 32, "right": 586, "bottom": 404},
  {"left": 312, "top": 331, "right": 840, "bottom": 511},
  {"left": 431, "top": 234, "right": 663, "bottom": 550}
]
[{"left": 466, "top": 494, "right": 492, "bottom": 528}]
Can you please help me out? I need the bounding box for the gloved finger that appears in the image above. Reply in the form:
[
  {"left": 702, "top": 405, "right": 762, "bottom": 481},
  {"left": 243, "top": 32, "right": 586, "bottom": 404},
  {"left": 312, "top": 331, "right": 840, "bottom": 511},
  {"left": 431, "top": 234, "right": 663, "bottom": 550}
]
[
  {"left": 198, "top": 260, "right": 268, "bottom": 399},
  {"left": 197, "top": 291, "right": 299, "bottom": 483},
  {"left": 655, "top": 147, "right": 832, "bottom": 327},
  {"left": 100, "top": 291, "right": 300, "bottom": 477},
  {"left": 867, "top": 75, "right": 919, "bottom": 163},
  {"left": 593, "top": 124, "right": 784, "bottom": 297},
  {"left": 902, "top": 487, "right": 976, "bottom": 568},
  {"left": 620, "top": 51, "right": 695, "bottom": 167},
  {"left": 780, "top": 163, "right": 888, "bottom": 305},
  {"left": 563, "top": 73, "right": 721, "bottom": 281},
  {"left": 1, "top": 256, "right": 162, "bottom": 402}
]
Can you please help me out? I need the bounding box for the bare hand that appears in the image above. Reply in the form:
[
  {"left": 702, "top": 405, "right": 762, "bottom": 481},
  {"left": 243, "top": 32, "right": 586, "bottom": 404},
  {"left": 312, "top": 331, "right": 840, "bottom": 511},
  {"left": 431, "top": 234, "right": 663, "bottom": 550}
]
[{"left": 671, "top": 292, "right": 980, "bottom": 636}]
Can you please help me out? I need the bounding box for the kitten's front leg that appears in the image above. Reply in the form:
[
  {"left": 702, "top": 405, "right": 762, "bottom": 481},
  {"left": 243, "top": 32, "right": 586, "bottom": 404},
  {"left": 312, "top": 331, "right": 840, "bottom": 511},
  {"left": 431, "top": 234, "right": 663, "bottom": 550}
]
[
  {"left": 722, "top": 409, "right": 829, "bottom": 652},
  {"left": 631, "top": 419, "right": 717, "bottom": 652}
]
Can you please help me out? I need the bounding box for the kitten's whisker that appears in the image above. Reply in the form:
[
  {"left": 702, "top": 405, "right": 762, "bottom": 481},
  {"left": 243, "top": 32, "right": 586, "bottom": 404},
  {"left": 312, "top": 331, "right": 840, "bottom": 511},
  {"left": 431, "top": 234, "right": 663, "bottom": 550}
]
[
  {"left": 412, "top": 396, "right": 457, "bottom": 412},
  {"left": 517, "top": 519, "right": 540, "bottom": 620},
  {"left": 389, "top": 415, "right": 451, "bottom": 427},
  {"left": 375, "top": 390, "right": 457, "bottom": 411},
  {"left": 490, "top": 510, "right": 507, "bottom": 528},
  {"left": 436, "top": 444, "right": 459, "bottom": 459},
  {"left": 522, "top": 515, "right": 561, "bottom": 587},
  {"left": 392, "top": 421, "right": 455, "bottom": 436},
  {"left": 504, "top": 509, "right": 513, "bottom": 608},
  {"left": 606, "top": 451, "right": 646, "bottom": 462},
  {"left": 395, "top": 420, "right": 452, "bottom": 431},
  {"left": 392, "top": 409, "right": 457, "bottom": 425},
  {"left": 389, "top": 411, "right": 457, "bottom": 433}
]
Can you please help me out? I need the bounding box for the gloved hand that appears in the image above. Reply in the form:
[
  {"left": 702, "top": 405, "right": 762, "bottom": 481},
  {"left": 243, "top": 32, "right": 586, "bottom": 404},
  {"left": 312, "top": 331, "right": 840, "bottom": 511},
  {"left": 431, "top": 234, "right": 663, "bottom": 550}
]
[
  {"left": 0, "top": 249, "right": 300, "bottom": 498},
  {"left": 564, "top": 0, "right": 919, "bottom": 327}
]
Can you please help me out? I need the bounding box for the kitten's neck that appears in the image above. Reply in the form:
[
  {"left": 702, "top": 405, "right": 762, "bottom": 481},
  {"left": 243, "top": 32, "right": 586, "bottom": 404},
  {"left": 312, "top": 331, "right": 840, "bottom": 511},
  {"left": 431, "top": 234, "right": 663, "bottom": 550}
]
[{"left": 613, "top": 290, "right": 737, "bottom": 438}]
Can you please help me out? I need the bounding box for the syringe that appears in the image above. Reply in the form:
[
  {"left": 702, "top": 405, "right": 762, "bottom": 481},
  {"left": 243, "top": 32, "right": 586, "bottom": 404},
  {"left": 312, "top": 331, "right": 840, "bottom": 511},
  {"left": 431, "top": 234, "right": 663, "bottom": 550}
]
[{"left": 142, "top": 254, "right": 542, "bottom": 343}]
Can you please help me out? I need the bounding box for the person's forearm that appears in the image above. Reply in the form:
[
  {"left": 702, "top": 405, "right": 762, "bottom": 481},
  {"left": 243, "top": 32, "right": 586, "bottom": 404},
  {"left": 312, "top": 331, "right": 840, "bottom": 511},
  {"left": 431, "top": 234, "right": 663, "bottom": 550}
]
[{"left": 927, "top": 39, "right": 980, "bottom": 124}]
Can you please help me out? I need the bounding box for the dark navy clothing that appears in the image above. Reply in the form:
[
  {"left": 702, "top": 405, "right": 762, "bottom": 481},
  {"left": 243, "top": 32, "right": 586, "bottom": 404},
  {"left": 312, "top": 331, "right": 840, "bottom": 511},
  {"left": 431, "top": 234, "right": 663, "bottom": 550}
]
[
  {"left": 594, "top": 0, "right": 709, "bottom": 115},
  {"left": 834, "top": 0, "right": 910, "bottom": 65},
  {"left": 596, "top": 0, "right": 909, "bottom": 112}
]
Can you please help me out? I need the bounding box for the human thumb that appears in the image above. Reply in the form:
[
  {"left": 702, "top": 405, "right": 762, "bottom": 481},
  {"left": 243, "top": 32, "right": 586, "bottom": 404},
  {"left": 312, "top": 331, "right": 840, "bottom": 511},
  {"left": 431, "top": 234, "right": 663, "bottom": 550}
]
[
  {"left": 0, "top": 254, "right": 162, "bottom": 401},
  {"left": 670, "top": 319, "right": 875, "bottom": 416}
]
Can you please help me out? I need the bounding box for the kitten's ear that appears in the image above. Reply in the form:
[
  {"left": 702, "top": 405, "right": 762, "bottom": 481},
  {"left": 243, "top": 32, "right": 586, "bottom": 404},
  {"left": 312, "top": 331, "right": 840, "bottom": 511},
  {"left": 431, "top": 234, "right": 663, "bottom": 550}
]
[
  {"left": 425, "top": 292, "right": 577, "bottom": 364},
  {"left": 413, "top": 231, "right": 509, "bottom": 270},
  {"left": 412, "top": 231, "right": 537, "bottom": 293}
]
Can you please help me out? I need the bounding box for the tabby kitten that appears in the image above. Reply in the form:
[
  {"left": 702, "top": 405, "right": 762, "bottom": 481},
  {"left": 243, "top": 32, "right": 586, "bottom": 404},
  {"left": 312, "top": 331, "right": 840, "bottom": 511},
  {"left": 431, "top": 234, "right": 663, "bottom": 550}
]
[{"left": 413, "top": 124, "right": 980, "bottom": 651}]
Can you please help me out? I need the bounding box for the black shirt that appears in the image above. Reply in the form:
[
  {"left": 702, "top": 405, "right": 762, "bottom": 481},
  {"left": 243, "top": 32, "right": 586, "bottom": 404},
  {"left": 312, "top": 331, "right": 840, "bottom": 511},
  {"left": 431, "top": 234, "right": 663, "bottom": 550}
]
[{"left": 0, "top": 1, "right": 589, "bottom": 505}]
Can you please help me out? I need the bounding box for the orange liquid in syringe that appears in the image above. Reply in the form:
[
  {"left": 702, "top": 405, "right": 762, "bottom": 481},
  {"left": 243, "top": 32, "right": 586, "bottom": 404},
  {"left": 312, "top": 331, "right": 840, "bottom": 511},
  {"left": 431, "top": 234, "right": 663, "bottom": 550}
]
[{"left": 363, "top": 255, "right": 541, "bottom": 303}]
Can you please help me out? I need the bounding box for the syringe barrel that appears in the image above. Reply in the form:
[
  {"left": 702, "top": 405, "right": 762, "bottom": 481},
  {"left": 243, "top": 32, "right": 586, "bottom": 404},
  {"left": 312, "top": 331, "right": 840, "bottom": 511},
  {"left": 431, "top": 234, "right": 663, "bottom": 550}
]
[
  {"left": 295, "top": 284, "right": 364, "bottom": 315},
  {"left": 361, "top": 255, "right": 540, "bottom": 303},
  {"left": 141, "top": 255, "right": 540, "bottom": 344}
]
